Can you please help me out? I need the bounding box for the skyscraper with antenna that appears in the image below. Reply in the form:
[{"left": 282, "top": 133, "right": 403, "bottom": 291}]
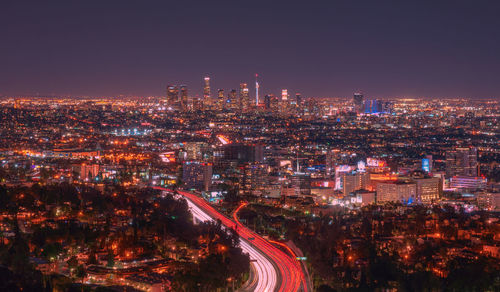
[{"left": 255, "top": 74, "right": 259, "bottom": 106}]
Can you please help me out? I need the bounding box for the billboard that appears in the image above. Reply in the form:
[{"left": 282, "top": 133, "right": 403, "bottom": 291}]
[
  {"left": 367, "top": 158, "right": 386, "bottom": 168},
  {"left": 422, "top": 158, "right": 430, "bottom": 172}
]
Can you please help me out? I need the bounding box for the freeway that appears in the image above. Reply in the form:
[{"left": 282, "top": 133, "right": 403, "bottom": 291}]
[
  {"left": 232, "top": 203, "right": 309, "bottom": 292},
  {"left": 184, "top": 195, "right": 278, "bottom": 291},
  {"left": 153, "top": 187, "right": 309, "bottom": 292}
]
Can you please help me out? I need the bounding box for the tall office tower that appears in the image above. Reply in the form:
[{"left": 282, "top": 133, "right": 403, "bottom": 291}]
[
  {"left": 377, "top": 182, "right": 417, "bottom": 203},
  {"left": 255, "top": 74, "right": 259, "bottom": 106},
  {"left": 364, "top": 99, "right": 381, "bottom": 114},
  {"left": 203, "top": 76, "right": 210, "bottom": 109},
  {"left": 446, "top": 147, "right": 479, "bottom": 177},
  {"left": 217, "top": 89, "right": 225, "bottom": 110},
  {"left": 243, "top": 163, "right": 270, "bottom": 194},
  {"left": 281, "top": 89, "right": 288, "bottom": 101},
  {"left": 295, "top": 93, "right": 302, "bottom": 107},
  {"left": 166, "top": 85, "right": 179, "bottom": 108},
  {"left": 292, "top": 173, "right": 312, "bottom": 196},
  {"left": 183, "top": 161, "right": 213, "bottom": 191},
  {"left": 179, "top": 85, "right": 188, "bottom": 111},
  {"left": 342, "top": 171, "right": 370, "bottom": 196},
  {"left": 353, "top": 92, "right": 364, "bottom": 113},
  {"left": 414, "top": 177, "right": 440, "bottom": 203},
  {"left": 264, "top": 94, "right": 272, "bottom": 110},
  {"left": 280, "top": 89, "right": 289, "bottom": 112},
  {"left": 228, "top": 89, "right": 237, "bottom": 110},
  {"left": 239, "top": 83, "right": 249, "bottom": 111}
]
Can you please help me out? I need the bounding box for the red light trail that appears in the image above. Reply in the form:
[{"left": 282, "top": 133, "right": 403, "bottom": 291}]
[{"left": 153, "top": 187, "right": 309, "bottom": 292}]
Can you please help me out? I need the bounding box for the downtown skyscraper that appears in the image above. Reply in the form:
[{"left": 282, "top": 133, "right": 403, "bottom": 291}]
[
  {"left": 446, "top": 147, "right": 479, "bottom": 177},
  {"left": 255, "top": 74, "right": 260, "bottom": 106},
  {"left": 180, "top": 85, "right": 188, "bottom": 111},
  {"left": 239, "top": 83, "right": 250, "bottom": 111},
  {"left": 166, "top": 85, "right": 179, "bottom": 108},
  {"left": 353, "top": 92, "right": 364, "bottom": 113},
  {"left": 204, "top": 76, "right": 211, "bottom": 106}
]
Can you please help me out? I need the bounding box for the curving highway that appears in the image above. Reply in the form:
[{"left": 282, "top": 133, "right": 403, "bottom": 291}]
[
  {"left": 184, "top": 194, "right": 278, "bottom": 291},
  {"left": 232, "top": 202, "right": 309, "bottom": 292},
  {"left": 153, "top": 187, "right": 309, "bottom": 292}
]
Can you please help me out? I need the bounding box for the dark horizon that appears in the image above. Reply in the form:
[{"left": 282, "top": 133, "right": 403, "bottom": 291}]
[{"left": 1, "top": 0, "right": 500, "bottom": 99}]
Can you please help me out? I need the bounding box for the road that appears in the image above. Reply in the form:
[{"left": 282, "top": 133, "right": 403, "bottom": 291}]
[
  {"left": 232, "top": 202, "right": 309, "bottom": 292},
  {"left": 153, "top": 187, "right": 309, "bottom": 292}
]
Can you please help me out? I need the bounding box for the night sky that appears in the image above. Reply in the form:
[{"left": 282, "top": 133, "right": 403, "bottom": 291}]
[{"left": 1, "top": 0, "right": 499, "bottom": 99}]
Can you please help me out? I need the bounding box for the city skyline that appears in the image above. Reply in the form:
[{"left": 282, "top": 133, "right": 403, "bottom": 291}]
[
  {"left": 1, "top": 1, "right": 499, "bottom": 291},
  {"left": 1, "top": 0, "right": 500, "bottom": 98}
]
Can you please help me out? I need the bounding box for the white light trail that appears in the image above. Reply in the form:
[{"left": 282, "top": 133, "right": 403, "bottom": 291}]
[{"left": 185, "top": 197, "right": 277, "bottom": 292}]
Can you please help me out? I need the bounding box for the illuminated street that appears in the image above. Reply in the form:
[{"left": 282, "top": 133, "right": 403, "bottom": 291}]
[{"left": 155, "top": 187, "right": 310, "bottom": 292}]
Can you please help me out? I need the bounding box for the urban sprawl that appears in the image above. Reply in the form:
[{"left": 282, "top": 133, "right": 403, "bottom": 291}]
[{"left": 0, "top": 78, "right": 499, "bottom": 291}]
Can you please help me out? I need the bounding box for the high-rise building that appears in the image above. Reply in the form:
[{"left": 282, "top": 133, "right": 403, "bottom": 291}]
[
  {"left": 353, "top": 92, "right": 364, "bottom": 113},
  {"left": 281, "top": 89, "right": 288, "bottom": 101},
  {"left": 364, "top": 99, "right": 383, "bottom": 114},
  {"left": 239, "top": 83, "right": 249, "bottom": 111},
  {"left": 280, "top": 89, "right": 289, "bottom": 112},
  {"left": 292, "top": 173, "right": 312, "bottom": 196},
  {"left": 414, "top": 177, "right": 440, "bottom": 203},
  {"left": 377, "top": 182, "right": 417, "bottom": 203},
  {"left": 180, "top": 85, "right": 188, "bottom": 111},
  {"left": 228, "top": 89, "right": 237, "bottom": 110},
  {"left": 183, "top": 161, "right": 213, "bottom": 191},
  {"left": 166, "top": 85, "right": 179, "bottom": 108},
  {"left": 295, "top": 93, "right": 302, "bottom": 107},
  {"left": 223, "top": 144, "right": 264, "bottom": 164},
  {"left": 342, "top": 171, "right": 370, "bottom": 196},
  {"left": 243, "top": 163, "right": 269, "bottom": 195},
  {"left": 264, "top": 95, "right": 272, "bottom": 110},
  {"left": 255, "top": 74, "right": 259, "bottom": 106},
  {"left": 446, "top": 147, "right": 478, "bottom": 177},
  {"left": 217, "top": 89, "right": 225, "bottom": 110},
  {"left": 203, "top": 76, "right": 210, "bottom": 109}
]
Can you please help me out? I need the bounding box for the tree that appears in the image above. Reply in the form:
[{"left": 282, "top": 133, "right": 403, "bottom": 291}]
[
  {"left": 67, "top": 256, "right": 78, "bottom": 275},
  {"left": 41, "top": 242, "right": 62, "bottom": 261},
  {"left": 75, "top": 264, "right": 87, "bottom": 292},
  {"left": 85, "top": 248, "right": 97, "bottom": 265},
  {"left": 445, "top": 257, "right": 499, "bottom": 291},
  {"left": 106, "top": 250, "right": 115, "bottom": 268}
]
